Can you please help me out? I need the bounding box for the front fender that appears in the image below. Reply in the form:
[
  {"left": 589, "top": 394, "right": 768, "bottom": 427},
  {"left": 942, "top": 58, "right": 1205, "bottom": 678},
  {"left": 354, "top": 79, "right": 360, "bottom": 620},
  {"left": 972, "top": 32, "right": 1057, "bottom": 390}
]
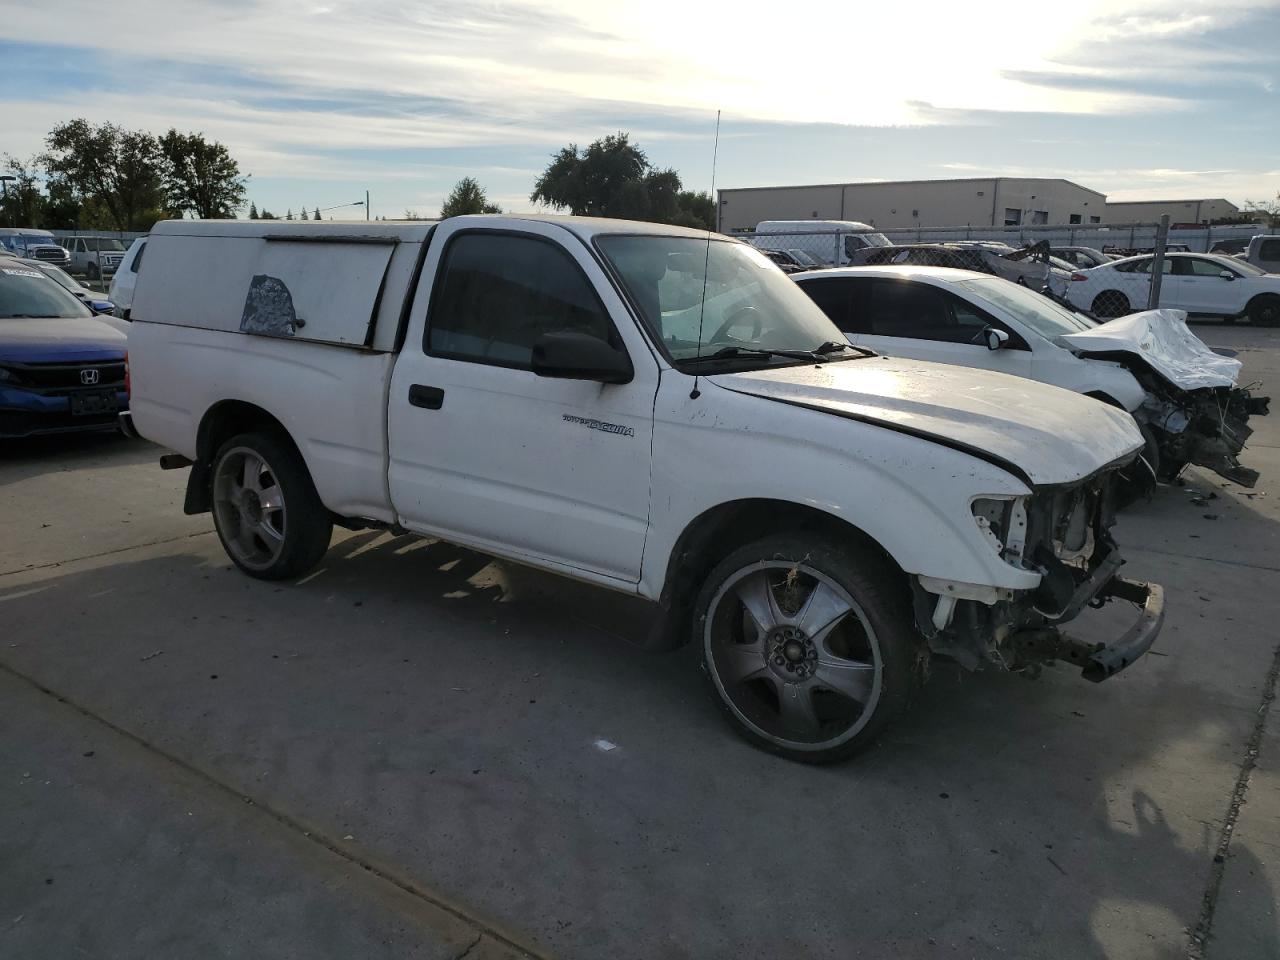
[{"left": 641, "top": 379, "right": 1041, "bottom": 602}]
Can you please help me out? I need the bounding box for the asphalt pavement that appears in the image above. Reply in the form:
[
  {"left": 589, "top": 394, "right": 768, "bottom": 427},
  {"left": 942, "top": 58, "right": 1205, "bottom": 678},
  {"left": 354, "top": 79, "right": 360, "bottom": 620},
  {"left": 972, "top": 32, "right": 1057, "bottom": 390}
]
[{"left": 1, "top": 323, "right": 1277, "bottom": 959}]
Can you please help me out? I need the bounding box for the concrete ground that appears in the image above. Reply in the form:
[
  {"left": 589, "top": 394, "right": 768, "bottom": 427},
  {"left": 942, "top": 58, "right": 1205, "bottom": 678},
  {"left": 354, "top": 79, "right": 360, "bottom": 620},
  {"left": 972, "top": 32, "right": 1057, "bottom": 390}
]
[{"left": 2, "top": 324, "right": 1278, "bottom": 959}]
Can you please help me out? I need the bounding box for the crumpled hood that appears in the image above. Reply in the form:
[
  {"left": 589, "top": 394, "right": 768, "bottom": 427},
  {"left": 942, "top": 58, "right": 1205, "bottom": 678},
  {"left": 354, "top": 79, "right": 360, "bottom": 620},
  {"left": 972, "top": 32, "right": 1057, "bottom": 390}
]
[
  {"left": 712, "top": 357, "right": 1143, "bottom": 487},
  {"left": 0, "top": 316, "right": 127, "bottom": 364},
  {"left": 1060, "top": 309, "right": 1240, "bottom": 390}
]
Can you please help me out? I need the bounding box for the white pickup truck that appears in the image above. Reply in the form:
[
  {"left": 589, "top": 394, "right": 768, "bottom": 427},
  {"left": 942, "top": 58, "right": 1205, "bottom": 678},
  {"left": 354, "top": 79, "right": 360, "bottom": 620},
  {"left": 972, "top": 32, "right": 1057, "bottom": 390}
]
[{"left": 123, "top": 216, "right": 1164, "bottom": 763}]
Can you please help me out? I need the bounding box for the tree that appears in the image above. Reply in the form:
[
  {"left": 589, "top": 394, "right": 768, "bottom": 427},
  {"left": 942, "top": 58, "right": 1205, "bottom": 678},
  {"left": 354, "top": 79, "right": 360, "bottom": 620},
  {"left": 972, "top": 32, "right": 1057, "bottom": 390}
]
[
  {"left": 530, "top": 132, "right": 712, "bottom": 229},
  {"left": 1244, "top": 194, "right": 1280, "bottom": 227},
  {"left": 313, "top": 207, "right": 321, "bottom": 220},
  {"left": 258, "top": 207, "right": 278, "bottom": 220},
  {"left": 285, "top": 208, "right": 293, "bottom": 220},
  {"left": 0, "top": 154, "right": 46, "bottom": 228},
  {"left": 43, "top": 119, "right": 168, "bottom": 230},
  {"left": 440, "top": 177, "right": 502, "bottom": 218},
  {"left": 158, "top": 130, "right": 247, "bottom": 219},
  {"left": 248, "top": 202, "right": 259, "bottom": 220}
]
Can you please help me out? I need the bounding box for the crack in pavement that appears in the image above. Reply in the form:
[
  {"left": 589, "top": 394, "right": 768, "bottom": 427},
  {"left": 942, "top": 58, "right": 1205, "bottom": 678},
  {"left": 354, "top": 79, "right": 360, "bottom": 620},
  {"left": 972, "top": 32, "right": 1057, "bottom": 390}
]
[
  {"left": 1125, "top": 544, "right": 1280, "bottom": 575},
  {"left": 0, "top": 658, "right": 548, "bottom": 960},
  {"left": 1188, "top": 638, "right": 1280, "bottom": 959},
  {"left": 0, "top": 530, "right": 215, "bottom": 579}
]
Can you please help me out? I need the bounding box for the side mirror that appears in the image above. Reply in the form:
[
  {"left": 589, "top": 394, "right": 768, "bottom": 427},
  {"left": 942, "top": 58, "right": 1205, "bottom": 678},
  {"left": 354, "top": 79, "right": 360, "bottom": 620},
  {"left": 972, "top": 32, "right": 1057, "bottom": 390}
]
[
  {"left": 532, "top": 331, "right": 633, "bottom": 384},
  {"left": 1219, "top": 271, "right": 1235, "bottom": 281},
  {"left": 984, "top": 327, "right": 1010, "bottom": 351}
]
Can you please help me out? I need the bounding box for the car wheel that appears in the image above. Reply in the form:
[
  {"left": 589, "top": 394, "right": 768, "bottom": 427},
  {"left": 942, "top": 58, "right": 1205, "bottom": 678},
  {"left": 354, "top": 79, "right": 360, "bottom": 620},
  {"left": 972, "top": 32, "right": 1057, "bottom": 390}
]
[
  {"left": 211, "top": 431, "right": 333, "bottom": 580},
  {"left": 695, "top": 534, "right": 922, "bottom": 764},
  {"left": 1091, "top": 290, "right": 1131, "bottom": 320},
  {"left": 1247, "top": 294, "right": 1280, "bottom": 327}
]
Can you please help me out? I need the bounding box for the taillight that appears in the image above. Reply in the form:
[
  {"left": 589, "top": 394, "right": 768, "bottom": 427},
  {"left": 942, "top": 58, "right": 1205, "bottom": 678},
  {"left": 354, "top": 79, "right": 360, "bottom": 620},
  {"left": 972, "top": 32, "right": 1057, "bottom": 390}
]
[
  {"left": 1071, "top": 272, "right": 1088, "bottom": 282},
  {"left": 124, "top": 351, "right": 130, "bottom": 400}
]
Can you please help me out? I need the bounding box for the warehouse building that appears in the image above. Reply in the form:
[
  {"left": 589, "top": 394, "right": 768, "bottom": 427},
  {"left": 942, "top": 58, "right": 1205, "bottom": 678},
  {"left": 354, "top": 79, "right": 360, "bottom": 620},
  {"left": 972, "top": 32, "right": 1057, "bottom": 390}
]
[
  {"left": 1101, "top": 198, "right": 1240, "bottom": 225},
  {"left": 717, "top": 177, "right": 1108, "bottom": 232}
]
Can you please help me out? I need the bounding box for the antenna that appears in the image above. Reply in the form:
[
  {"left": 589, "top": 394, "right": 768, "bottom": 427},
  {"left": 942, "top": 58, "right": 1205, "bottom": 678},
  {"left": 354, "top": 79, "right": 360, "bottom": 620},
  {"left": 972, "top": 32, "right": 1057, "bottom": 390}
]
[{"left": 690, "top": 109, "right": 721, "bottom": 401}]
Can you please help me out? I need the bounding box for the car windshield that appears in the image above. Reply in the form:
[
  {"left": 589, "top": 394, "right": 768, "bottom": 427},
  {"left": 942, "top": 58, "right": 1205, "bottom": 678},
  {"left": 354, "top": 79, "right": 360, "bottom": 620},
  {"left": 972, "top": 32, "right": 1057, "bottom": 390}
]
[
  {"left": 89, "top": 238, "right": 126, "bottom": 252},
  {"left": 597, "top": 235, "right": 850, "bottom": 365},
  {"left": 857, "top": 232, "right": 892, "bottom": 248},
  {"left": 788, "top": 249, "right": 822, "bottom": 266},
  {"left": 0, "top": 265, "right": 93, "bottom": 319},
  {"left": 30, "top": 263, "right": 81, "bottom": 293},
  {"left": 1220, "top": 255, "right": 1266, "bottom": 277},
  {"left": 958, "top": 277, "right": 1095, "bottom": 337}
]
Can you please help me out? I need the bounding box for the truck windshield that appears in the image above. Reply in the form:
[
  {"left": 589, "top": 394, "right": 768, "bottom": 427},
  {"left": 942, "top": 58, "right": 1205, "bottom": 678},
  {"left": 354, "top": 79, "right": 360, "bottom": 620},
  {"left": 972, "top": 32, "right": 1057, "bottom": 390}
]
[
  {"left": 597, "top": 235, "right": 850, "bottom": 365},
  {"left": 0, "top": 266, "right": 93, "bottom": 319}
]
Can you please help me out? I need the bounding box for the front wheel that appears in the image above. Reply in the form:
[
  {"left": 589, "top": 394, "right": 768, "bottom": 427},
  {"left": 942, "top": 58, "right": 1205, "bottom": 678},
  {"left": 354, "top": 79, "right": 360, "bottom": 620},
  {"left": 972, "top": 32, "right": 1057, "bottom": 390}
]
[
  {"left": 211, "top": 431, "right": 333, "bottom": 580},
  {"left": 695, "top": 535, "right": 922, "bottom": 763},
  {"left": 1248, "top": 294, "right": 1280, "bottom": 327}
]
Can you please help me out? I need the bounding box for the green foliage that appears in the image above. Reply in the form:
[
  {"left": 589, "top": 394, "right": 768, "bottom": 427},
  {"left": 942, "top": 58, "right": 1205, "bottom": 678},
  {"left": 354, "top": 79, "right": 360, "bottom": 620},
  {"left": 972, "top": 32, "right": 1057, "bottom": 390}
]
[
  {"left": 248, "top": 202, "right": 259, "bottom": 219},
  {"left": 285, "top": 208, "right": 293, "bottom": 220},
  {"left": 258, "top": 208, "right": 279, "bottom": 220},
  {"left": 44, "top": 119, "right": 169, "bottom": 231},
  {"left": 313, "top": 207, "right": 321, "bottom": 221},
  {"left": 0, "top": 154, "right": 45, "bottom": 228},
  {"left": 440, "top": 177, "right": 502, "bottom": 218},
  {"left": 529, "top": 132, "right": 714, "bottom": 230},
  {"left": 158, "top": 129, "right": 246, "bottom": 219}
]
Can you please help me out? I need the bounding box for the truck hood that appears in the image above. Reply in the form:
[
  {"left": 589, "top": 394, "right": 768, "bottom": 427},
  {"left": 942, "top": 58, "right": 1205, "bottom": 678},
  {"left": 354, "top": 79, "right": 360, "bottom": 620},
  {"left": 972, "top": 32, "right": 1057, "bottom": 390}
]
[
  {"left": 0, "top": 316, "right": 128, "bottom": 364},
  {"left": 1059, "top": 310, "right": 1240, "bottom": 391},
  {"left": 711, "top": 357, "right": 1142, "bottom": 487}
]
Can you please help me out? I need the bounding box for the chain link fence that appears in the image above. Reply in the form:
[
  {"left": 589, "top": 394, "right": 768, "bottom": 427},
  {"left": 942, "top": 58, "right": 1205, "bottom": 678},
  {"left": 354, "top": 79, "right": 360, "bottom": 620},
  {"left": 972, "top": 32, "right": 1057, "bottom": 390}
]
[{"left": 737, "top": 223, "right": 1176, "bottom": 321}]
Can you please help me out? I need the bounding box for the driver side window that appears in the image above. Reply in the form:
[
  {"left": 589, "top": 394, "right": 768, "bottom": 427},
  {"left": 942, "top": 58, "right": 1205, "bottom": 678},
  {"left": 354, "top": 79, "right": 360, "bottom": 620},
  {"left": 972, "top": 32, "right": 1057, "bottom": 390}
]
[{"left": 426, "top": 232, "right": 616, "bottom": 369}]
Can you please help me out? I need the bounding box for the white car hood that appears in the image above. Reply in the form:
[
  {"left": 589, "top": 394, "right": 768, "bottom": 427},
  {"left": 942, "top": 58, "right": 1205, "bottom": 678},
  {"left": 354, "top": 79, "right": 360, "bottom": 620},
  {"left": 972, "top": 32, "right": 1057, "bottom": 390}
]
[
  {"left": 712, "top": 357, "right": 1143, "bottom": 487},
  {"left": 1060, "top": 309, "right": 1240, "bottom": 390}
]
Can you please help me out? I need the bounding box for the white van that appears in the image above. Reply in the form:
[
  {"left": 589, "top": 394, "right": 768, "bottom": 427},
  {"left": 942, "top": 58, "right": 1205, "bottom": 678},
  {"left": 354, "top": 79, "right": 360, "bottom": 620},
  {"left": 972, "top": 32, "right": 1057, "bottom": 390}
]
[{"left": 750, "top": 220, "right": 892, "bottom": 267}]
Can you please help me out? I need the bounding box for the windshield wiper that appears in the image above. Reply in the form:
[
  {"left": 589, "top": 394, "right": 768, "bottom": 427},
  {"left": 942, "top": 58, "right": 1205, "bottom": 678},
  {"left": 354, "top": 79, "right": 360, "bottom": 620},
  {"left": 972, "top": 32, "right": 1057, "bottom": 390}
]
[{"left": 685, "top": 342, "right": 876, "bottom": 366}]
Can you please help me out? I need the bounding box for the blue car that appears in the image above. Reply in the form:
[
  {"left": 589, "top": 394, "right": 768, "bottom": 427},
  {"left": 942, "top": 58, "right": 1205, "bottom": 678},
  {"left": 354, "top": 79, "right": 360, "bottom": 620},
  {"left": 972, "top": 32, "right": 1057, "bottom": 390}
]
[{"left": 0, "top": 262, "right": 129, "bottom": 438}]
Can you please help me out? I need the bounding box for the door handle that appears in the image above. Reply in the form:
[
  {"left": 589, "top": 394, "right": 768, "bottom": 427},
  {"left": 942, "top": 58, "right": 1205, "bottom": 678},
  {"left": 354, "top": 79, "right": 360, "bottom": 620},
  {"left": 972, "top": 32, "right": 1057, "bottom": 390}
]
[{"left": 408, "top": 384, "right": 444, "bottom": 410}]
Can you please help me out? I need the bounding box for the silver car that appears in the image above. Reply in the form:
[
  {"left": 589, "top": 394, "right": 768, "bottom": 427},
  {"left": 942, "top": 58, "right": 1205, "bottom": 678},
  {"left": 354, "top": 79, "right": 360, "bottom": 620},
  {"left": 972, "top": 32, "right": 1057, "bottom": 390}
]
[{"left": 0, "top": 228, "right": 71, "bottom": 268}]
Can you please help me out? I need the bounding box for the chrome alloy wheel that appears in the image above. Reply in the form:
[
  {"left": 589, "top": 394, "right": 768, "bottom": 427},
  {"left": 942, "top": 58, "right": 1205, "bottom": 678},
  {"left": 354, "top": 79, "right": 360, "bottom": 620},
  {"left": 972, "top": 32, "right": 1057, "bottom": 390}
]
[
  {"left": 704, "top": 561, "right": 883, "bottom": 752},
  {"left": 212, "top": 447, "right": 287, "bottom": 571}
]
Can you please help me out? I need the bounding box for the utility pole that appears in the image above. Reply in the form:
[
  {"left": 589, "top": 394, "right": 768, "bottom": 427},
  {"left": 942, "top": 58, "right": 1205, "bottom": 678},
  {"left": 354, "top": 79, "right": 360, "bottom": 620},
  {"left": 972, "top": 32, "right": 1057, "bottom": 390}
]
[
  {"left": 366, "top": 190, "right": 370, "bottom": 221},
  {"left": 1148, "top": 214, "right": 1170, "bottom": 310}
]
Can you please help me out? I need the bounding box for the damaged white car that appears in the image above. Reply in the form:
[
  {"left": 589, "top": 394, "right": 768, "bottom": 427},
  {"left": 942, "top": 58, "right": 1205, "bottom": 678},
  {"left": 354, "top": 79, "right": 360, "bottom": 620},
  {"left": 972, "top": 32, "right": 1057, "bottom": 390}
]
[
  {"left": 795, "top": 265, "right": 1270, "bottom": 488},
  {"left": 124, "top": 217, "right": 1164, "bottom": 763}
]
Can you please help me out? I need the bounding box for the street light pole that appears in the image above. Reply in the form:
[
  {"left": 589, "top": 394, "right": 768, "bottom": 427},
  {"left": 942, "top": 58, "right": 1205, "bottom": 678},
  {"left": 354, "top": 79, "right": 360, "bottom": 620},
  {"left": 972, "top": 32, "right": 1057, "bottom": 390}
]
[{"left": 366, "top": 189, "right": 370, "bottom": 221}]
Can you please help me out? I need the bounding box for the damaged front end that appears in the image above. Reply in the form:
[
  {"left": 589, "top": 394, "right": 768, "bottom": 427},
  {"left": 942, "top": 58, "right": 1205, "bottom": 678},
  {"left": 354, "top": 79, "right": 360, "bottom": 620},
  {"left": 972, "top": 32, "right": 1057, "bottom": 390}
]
[
  {"left": 1139, "top": 379, "right": 1270, "bottom": 487},
  {"left": 913, "top": 468, "right": 1164, "bottom": 681}
]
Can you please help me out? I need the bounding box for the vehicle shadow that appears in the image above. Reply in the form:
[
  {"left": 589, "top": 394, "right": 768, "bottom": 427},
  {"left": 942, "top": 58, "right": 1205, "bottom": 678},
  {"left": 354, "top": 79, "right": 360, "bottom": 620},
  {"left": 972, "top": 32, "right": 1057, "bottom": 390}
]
[
  {"left": 0, "top": 431, "right": 153, "bottom": 489},
  {"left": 2, "top": 511, "right": 1276, "bottom": 959}
]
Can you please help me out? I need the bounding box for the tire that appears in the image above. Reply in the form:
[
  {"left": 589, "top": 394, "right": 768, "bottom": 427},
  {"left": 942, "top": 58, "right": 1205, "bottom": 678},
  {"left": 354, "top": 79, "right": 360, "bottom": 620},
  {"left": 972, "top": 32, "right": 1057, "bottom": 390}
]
[
  {"left": 694, "top": 534, "right": 922, "bottom": 764},
  {"left": 1091, "top": 290, "right": 1131, "bottom": 320},
  {"left": 1247, "top": 294, "right": 1280, "bottom": 327},
  {"left": 210, "top": 431, "right": 333, "bottom": 580}
]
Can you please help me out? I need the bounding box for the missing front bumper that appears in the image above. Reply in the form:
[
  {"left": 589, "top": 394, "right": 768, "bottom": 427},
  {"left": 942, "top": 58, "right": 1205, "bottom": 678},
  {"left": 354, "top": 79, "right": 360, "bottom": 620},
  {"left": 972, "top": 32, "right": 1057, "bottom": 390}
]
[{"left": 1010, "top": 577, "right": 1165, "bottom": 682}]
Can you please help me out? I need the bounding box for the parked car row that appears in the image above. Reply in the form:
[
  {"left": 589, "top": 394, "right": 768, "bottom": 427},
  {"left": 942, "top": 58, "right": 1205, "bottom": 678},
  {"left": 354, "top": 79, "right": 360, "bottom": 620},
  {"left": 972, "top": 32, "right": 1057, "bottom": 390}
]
[{"left": 1064, "top": 252, "right": 1280, "bottom": 324}]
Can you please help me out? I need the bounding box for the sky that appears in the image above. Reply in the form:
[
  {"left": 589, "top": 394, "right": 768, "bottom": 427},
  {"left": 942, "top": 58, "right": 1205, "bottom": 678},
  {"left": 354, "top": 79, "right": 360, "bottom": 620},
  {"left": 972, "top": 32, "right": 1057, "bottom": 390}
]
[{"left": 1, "top": 0, "right": 1278, "bottom": 221}]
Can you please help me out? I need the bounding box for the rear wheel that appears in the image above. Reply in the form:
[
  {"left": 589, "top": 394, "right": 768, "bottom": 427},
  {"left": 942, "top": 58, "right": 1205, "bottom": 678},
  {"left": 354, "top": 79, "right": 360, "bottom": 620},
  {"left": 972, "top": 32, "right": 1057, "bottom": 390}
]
[
  {"left": 1092, "top": 290, "right": 1131, "bottom": 320},
  {"left": 695, "top": 534, "right": 921, "bottom": 764},
  {"left": 1248, "top": 294, "right": 1280, "bottom": 327},
  {"left": 211, "top": 431, "right": 332, "bottom": 580}
]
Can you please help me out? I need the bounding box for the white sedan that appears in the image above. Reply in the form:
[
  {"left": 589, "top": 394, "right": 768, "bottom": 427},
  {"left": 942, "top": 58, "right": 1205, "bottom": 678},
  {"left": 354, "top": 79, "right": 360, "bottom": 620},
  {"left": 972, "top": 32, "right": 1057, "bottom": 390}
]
[
  {"left": 793, "top": 265, "right": 1269, "bottom": 488},
  {"left": 1064, "top": 252, "right": 1280, "bottom": 324}
]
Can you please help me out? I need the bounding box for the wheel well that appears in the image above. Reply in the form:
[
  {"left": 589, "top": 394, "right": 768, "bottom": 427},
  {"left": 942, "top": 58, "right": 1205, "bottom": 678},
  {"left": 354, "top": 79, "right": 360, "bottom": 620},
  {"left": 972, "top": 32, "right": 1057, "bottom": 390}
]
[
  {"left": 184, "top": 400, "right": 297, "bottom": 514},
  {"left": 646, "top": 499, "right": 905, "bottom": 651},
  {"left": 1246, "top": 293, "right": 1280, "bottom": 313}
]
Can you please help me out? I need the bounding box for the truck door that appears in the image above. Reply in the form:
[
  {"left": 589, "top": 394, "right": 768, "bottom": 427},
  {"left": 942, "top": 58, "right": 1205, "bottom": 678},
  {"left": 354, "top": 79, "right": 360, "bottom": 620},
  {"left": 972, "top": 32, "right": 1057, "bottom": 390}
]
[{"left": 387, "top": 222, "right": 659, "bottom": 586}]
